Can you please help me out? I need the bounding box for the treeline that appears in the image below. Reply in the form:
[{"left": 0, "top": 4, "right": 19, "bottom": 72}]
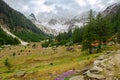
[
  {"left": 42, "top": 9, "right": 120, "bottom": 53},
  {"left": 0, "top": 0, "right": 48, "bottom": 42},
  {"left": 0, "top": 27, "right": 20, "bottom": 46}
]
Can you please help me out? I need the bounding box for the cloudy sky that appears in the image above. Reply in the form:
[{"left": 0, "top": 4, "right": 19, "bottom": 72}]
[{"left": 3, "top": 0, "right": 119, "bottom": 21}]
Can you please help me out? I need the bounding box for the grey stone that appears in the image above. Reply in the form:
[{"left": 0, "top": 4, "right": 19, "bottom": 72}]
[
  {"left": 86, "top": 71, "right": 105, "bottom": 79},
  {"left": 97, "top": 56, "right": 105, "bottom": 60},
  {"left": 76, "top": 67, "right": 90, "bottom": 74},
  {"left": 15, "top": 71, "right": 26, "bottom": 77},
  {"left": 90, "top": 66, "right": 103, "bottom": 74},
  {"left": 70, "top": 75, "right": 84, "bottom": 80},
  {"left": 94, "top": 60, "right": 102, "bottom": 66},
  {"left": 106, "top": 51, "right": 113, "bottom": 54}
]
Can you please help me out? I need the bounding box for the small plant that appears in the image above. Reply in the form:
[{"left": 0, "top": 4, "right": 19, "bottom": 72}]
[
  {"left": 41, "top": 41, "right": 49, "bottom": 48},
  {"left": 32, "top": 44, "right": 37, "bottom": 48},
  {"left": 29, "top": 50, "right": 31, "bottom": 52},
  {"left": 50, "top": 63, "right": 53, "bottom": 66},
  {"left": 20, "top": 50, "right": 24, "bottom": 52},
  {"left": 13, "top": 52, "right": 16, "bottom": 56},
  {"left": 4, "top": 58, "right": 12, "bottom": 72}
]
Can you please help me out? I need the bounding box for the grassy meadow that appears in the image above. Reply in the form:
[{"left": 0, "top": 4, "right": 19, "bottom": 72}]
[{"left": 0, "top": 42, "right": 110, "bottom": 80}]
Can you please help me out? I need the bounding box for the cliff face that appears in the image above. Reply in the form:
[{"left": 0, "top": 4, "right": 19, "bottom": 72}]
[{"left": 102, "top": 3, "right": 120, "bottom": 16}]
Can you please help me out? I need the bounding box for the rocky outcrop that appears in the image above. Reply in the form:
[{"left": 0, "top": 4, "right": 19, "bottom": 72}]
[
  {"left": 14, "top": 71, "right": 26, "bottom": 77},
  {"left": 28, "top": 14, "right": 58, "bottom": 35},
  {"left": 70, "top": 50, "right": 120, "bottom": 80},
  {"left": 70, "top": 75, "right": 84, "bottom": 80},
  {"left": 102, "top": 3, "right": 120, "bottom": 16}
]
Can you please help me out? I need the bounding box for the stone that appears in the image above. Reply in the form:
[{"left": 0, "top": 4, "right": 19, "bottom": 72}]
[
  {"left": 76, "top": 67, "right": 90, "bottom": 74},
  {"left": 116, "top": 50, "right": 120, "bottom": 54},
  {"left": 70, "top": 75, "right": 84, "bottom": 80},
  {"left": 94, "top": 60, "right": 102, "bottom": 66},
  {"left": 106, "top": 51, "right": 113, "bottom": 54},
  {"left": 86, "top": 71, "right": 105, "bottom": 79},
  {"left": 97, "top": 56, "right": 105, "bottom": 60},
  {"left": 90, "top": 66, "right": 103, "bottom": 74},
  {"left": 15, "top": 71, "right": 26, "bottom": 77},
  {"left": 94, "top": 59, "right": 108, "bottom": 66}
]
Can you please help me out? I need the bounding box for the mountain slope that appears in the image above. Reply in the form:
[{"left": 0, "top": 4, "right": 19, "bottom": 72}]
[
  {"left": 0, "top": 25, "right": 28, "bottom": 45},
  {"left": 102, "top": 2, "right": 120, "bottom": 16},
  {"left": 0, "top": 26, "right": 20, "bottom": 46},
  {"left": 0, "top": 0, "right": 48, "bottom": 42},
  {"left": 28, "top": 13, "right": 58, "bottom": 35}
]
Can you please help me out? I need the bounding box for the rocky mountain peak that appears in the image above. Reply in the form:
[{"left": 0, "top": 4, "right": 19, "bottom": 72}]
[
  {"left": 28, "top": 13, "right": 37, "bottom": 22},
  {"left": 102, "top": 2, "right": 120, "bottom": 16},
  {"left": 48, "top": 19, "right": 58, "bottom": 25}
]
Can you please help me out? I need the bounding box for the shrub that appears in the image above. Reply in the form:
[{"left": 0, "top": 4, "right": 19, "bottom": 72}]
[
  {"left": 41, "top": 41, "right": 50, "bottom": 48},
  {"left": 4, "top": 58, "right": 12, "bottom": 72}
]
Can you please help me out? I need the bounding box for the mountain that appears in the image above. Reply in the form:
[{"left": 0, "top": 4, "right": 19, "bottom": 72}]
[
  {"left": 102, "top": 2, "right": 120, "bottom": 16},
  {"left": 28, "top": 13, "right": 58, "bottom": 35},
  {"left": 38, "top": 11, "right": 91, "bottom": 33},
  {"left": 0, "top": 0, "right": 48, "bottom": 42},
  {"left": 48, "top": 19, "right": 58, "bottom": 25},
  {"left": 28, "top": 13, "right": 37, "bottom": 23},
  {"left": 0, "top": 26, "right": 20, "bottom": 46}
]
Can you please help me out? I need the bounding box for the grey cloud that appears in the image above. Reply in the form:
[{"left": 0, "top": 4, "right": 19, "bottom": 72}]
[{"left": 3, "top": 0, "right": 119, "bottom": 21}]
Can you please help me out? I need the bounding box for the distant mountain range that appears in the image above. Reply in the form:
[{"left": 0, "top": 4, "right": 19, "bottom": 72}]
[
  {"left": 28, "top": 2, "right": 120, "bottom": 35},
  {"left": 28, "top": 12, "right": 90, "bottom": 35},
  {"left": 0, "top": 0, "right": 120, "bottom": 46}
]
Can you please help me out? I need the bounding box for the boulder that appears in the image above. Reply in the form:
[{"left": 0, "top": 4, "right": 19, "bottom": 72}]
[
  {"left": 76, "top": 67, "right": 90, "bottom": 74},
  {"left": 90, "top": 66, "right": 103, "bottom": 74},
  {"left": 94, "top": 60, "right": 102, "bottom": 66},
  {"left": 70, "top": 75, "right": 84, "bottom": 80},
  {"left": 86, "top": 71, "right": 105, "bottom": 79},
  {"left": 15, "top": 71, "right": 26, "bottom": 77},
  {"left": 97, "top": 56, "right": 105, "bottom": 60},
  {"left": 106, "top": 51, "right": 113, "bottom": 54}
]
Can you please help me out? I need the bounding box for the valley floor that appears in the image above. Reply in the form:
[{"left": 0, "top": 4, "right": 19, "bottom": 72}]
[{"left": 0, "top": 43, "right": 119, "bottom": 80}]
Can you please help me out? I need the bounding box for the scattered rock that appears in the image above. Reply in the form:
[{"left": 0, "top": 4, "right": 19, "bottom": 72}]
[
  {"left": 90, "top": 66, "right": 103, "bottom": 74},
  {"left": 86, "top": 71, "right": 105, "bottom": 79},
  {"left": 70, "top": 75, "right": 84, "bottom": 80},
  {"left": 106, "top": 51, "right": 113, "bottom": 54},
  {"left": 76, "top": 67, "right": 90, "bottom": 74},
  {"left": 66, "top": 47, "right": 75, "bottom": 51},
  {"left": 94, "top": 60, "right": 102, "bottom": 66},
  {"left": 106, "top": 77, "right": 119, "bottom": 80},
  {"left": 116, "top": 50, "right": 120, "bottom": 54},
  {"left": 94, "top": 59, "right": 108, "bottom": 66},
  {"left": 97, "top": 56, "right": 105, "bottom": 60},
  {"left": 15, "top": 71, "right": 26, "bottom": 77}
]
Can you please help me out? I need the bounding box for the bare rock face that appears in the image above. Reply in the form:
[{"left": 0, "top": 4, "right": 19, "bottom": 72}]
[
  {"left": 15, "top": 71, "right": 26, "bottom": 77},
  {"left": 90, "top": 66, "right": 103, "bottom": 74},
  {"left": 102, "top": 3, "right": 120, "bottom": 16},
  {"left": 86, "top": 70, "right": 105, "bottom": 79},
  {"left": 28, "top": 13, "right": 37, "bottom": 23},
  {"left": 70, "top": 75, "right": 84, "bottom": 80}
]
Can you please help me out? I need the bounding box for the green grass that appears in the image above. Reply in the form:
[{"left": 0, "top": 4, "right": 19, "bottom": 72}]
[{"left": 0, "top": 43, "right": 113, "bottom": 80}]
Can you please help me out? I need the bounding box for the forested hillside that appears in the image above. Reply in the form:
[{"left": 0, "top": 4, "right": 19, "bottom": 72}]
[
  {"left": 45, "top": 4, "right": 120, "bottom": 53},
  {"left": 0, "top": 0, "right": 48, "bottom": 42},
  {"left": 0, "top": 27, "right": 20, "bottom": 46}
]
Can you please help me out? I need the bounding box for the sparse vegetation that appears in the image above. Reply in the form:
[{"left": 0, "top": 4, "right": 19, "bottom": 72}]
[
  {"left": 4, "top": 58, "right": 12, "bottom": 72},
  {"left": 0, "top": 42, "right": 105, "bottom": 80}
]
